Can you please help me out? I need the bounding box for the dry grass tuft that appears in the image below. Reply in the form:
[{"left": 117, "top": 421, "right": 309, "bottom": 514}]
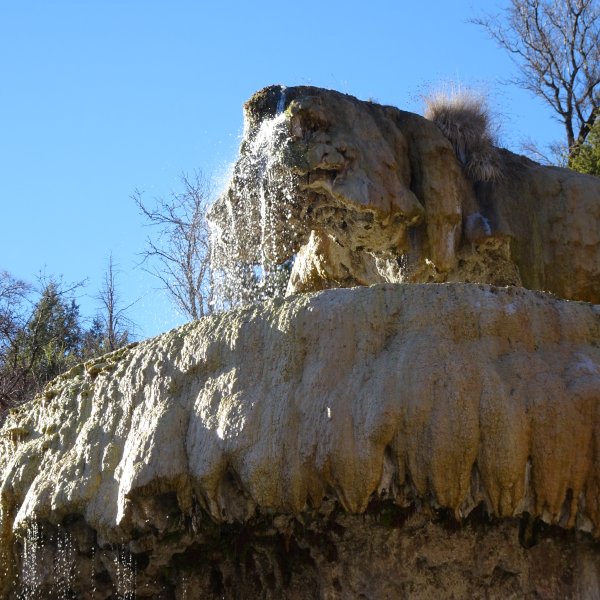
[{"left": 424, "top": 87, "right": 502, "bottom": 182}]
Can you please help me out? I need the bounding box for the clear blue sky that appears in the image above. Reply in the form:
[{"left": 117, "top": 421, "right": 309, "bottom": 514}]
[{"left": 0, "top": 1, "right": 562, "bottom": 339}]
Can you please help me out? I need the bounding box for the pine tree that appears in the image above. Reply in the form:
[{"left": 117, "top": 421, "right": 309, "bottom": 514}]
[
  {"left": 18, "top": 281, "right": 83, "bottom": 392},
  {"left": 1, "top": 278, "right": 84, "bottom": 408}
]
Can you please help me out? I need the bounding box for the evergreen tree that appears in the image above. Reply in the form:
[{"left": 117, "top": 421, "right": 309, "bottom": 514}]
[
  {"left": 1, "top": 270, "right": 136, "bottom": 412},
  {"left": 81, "top": 315, "right": 107, "bottom": 360},
  {"left": 570, "top": 117, "right": 600, "bottom": 176},
  {"left": 17, "top": 281, "right": 82, "bottom": 392},
  {"left": 0, "top": 272, "right": 31, "bottom": 409}
]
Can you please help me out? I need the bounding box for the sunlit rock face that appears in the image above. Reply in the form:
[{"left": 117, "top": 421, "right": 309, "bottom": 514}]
[
  {"left": 1, "top": 284, "right": 600, "bottom": 597},
  {"left": 211, "top": 85, "right": 600, "bottom": 303}
]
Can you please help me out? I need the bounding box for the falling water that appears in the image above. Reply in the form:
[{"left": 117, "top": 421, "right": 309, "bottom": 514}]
[
  {"left": 276, "top": 85, "right": 287, "bottom": 114},
  {"left": 181, "top": 574, "right": 188, "bottom": 599},
  {"left": 55, "top": 525, "right": 76, "bottom": 600},
  {"left": 209, "top": 86, "right": 305, "bottom": 310},
  {"left": 15, "top": 522, "right": 81, "bottom": 599},
  {"left": 0, "top": 505, "right": 9, "bottom": 584},
  {"left": 114, "top": 544, "right": 136, "bottom": 599},
  {"left": 9, "top": 517, "right": 140, "bottom": 598},
  {"left": 18, "top": 521, "right": 44, "bottom": 599},
  {"left": 90, "top": 543, "right": 97, "bottom": 598}
]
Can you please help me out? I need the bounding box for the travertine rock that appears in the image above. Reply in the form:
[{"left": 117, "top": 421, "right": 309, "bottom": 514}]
[
  {"left": 284, "top": 229, "right": 398, "bottom": 294},
  {"left": 1, "top": 283, "right": 599, "bottom": 597},
  {"left": 212, "top": 85, "right": 600, "bottom": 303}
]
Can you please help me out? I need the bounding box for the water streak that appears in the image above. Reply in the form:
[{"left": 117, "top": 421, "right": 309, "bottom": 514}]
[
  {"left": 0, "top": 505, "right": 9, "bottom": 583},
  {"left": 114, "top": 544, "right": 136, "bottom": 599},
  {"left": 18, "top": 521, "right": 43, "bottom": 599},
  {"left": 16, "top": 523, "right": 81, "bottom": 599},
  {"left": 55, "top": 526, "right": 76, "bottom": 600},
  {"left": 90, "top": 543, "right": 97, "bottom": 599},
  {"left": 276, "top": 85, "right": 287, "bottom": 114}
]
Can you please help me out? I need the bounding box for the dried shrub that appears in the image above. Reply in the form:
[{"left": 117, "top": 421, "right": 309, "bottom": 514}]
[{"left": 424, "top": 88, "right": 502, "bottom": 182}]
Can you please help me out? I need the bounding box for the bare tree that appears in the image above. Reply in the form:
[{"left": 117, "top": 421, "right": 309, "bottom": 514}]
[
  {"left": 134, "top": 170, "right": 214, "bottom": 320},
  {"left": 95, "top": 255, "right": 134, "bottom": 352},
  {"left": 473, "top": 0, "right": 600, "bottom": 159},
  {"left": 0, "top": 272, "right": 32, "bottom": 409}
]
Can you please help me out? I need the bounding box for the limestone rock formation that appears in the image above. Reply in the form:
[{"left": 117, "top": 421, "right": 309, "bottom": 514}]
[
  {"left": 1, "top": 284, "right": 600, "bottom": 598},
  {"left": 1, "top": 85, "right": 600, "bottom": 598},
  {"left": 211, "top": 85, "right": 600, "bottom": 303}
]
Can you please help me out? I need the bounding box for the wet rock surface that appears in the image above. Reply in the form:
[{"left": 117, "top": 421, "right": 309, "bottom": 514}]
[{"left": 1, "top": 284, "right": 599, "bottom": 597}]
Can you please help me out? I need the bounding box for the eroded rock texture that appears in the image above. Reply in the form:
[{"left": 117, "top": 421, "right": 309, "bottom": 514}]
[
  {"left": 1, "top": 284, "right": 599, "bottom": 598},
  {"left": 211, "top": 85, "right": 600, "bottom": 303}
]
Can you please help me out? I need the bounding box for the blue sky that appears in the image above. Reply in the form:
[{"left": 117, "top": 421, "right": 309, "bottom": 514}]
[{"left": 0, "top": 1, "right": 562, "bottom": 339}]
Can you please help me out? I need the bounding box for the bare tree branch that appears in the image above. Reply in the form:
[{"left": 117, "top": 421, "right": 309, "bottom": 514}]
[
  {"left": 135, "top": 170, "right": 215, "bottom": 320},
  {"left": 471, "top": 0, "right": 600, "bottom": 160},
  {"left": 95, "top": 254, "right": 136, "bottom": 352}
]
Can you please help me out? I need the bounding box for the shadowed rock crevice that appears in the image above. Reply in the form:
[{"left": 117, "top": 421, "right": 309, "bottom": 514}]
[{"left": 7, "top": 501, "right": 600, "bottom": 599}]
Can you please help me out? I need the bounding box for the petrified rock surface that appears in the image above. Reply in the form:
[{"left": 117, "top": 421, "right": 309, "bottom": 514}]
[
  {"left": 1, "top": 284, "right": 600, "bottom": 597},
  {"left": 211, "top": 85, "right": 600, "bottom": 303}
]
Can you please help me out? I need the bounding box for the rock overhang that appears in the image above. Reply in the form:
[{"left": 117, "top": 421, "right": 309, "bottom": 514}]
[{"left": 2, "top": 284, "right": 599, "bottom": 546}]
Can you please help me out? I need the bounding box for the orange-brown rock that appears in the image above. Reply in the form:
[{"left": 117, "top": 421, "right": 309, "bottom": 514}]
[{"left": 1, "top": 85, "right": 599, "bottom": 599}]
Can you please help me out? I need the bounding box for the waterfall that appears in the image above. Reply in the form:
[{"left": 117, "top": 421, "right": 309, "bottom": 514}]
[
  {"left": 15, "top": 522, "right": 76, "bottom": 600},
  {"left": 55, "top": 526, "right": 76, "bottom": 600},
  {"left": 90, "top": 543, "right": 97, "bottom": 598},
  {"left": 0, "top": 505, "right": 10, "bottom": 585},
  {"left": 276, "top": 85, "right": 287, "bottom": 114},
  {"left": 209, "top": 85, "right": 303, "bottom": 310}
]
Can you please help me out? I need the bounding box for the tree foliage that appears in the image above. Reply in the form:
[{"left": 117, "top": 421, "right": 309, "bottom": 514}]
[
  {"left": 0, "top": 266, "right": 135, "bottom": 411},
  {"left": 473, "top": 0, "right": 600, "bottom": 159},
  {"left": 135, "top": 170, "right": 214, "bottom": 320},
  {"left": 0, "top": 272, "right": 32, "bottom": 409},
  {"left": 25, "top": 282, "right": 83, "bottom": 386},
  {"left": 569, "top": 116, "right": 600, "bottom": 174},
  {"left": 0, "top": 276, "right": 83, "bottom": 409}
]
